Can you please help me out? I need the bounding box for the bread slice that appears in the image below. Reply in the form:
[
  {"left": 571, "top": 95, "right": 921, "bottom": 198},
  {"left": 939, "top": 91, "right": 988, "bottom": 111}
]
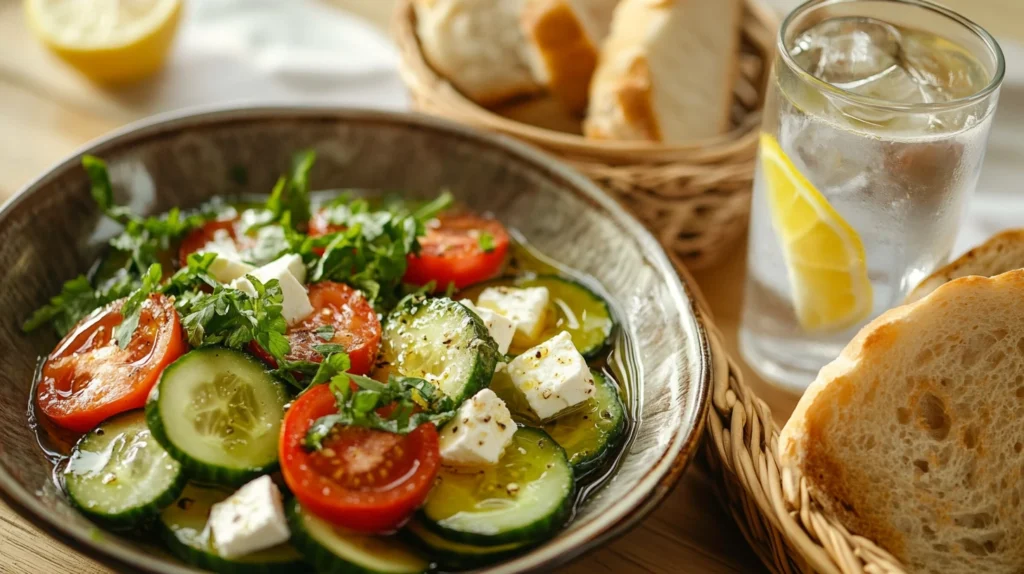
[
  {"left": 583, "top": 0, "right": 742, "bottom": 143},
  {"left": 414, "top": 0, "right": 541, "bottom": 106},
  {"left": 520, "top": 0, "right": 619, "bottom": 114},
  {"left": 779, "top": 269, "right": 1024, "bottom": 574},
  {"left": 906, "top": 229, "right": 1024, "bottom": 304}
]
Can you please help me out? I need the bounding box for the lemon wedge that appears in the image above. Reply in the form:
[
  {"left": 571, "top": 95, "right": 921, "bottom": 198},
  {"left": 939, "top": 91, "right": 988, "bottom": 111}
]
[
  {"left": 25, "top": 0, "right": 182, "bottom": 84},
  {"left": 759, "top": 133, "right": 872, "bottom": 332}
]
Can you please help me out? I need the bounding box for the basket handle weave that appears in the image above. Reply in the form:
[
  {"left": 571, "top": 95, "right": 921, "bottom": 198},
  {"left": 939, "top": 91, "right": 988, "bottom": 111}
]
[{"left": 669, "top": 255, "right": 905, "bottom": 574}]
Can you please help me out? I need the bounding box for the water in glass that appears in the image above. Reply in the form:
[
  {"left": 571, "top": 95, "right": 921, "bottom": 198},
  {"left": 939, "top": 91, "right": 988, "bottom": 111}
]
[{"left": 741, "top": 14, "right": 998, "bottom": 390}]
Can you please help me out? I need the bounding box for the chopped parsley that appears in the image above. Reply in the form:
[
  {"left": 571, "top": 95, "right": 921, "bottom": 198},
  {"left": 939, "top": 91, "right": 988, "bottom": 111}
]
[
  {"left": 304, "top": 373, "right": 456, "bottom": 449},
  {"left": 477, "top": 231, "right": 496, "bottom": 253},
  {"left": 25, "top": 152, "right": 457, "bottom": 397}
]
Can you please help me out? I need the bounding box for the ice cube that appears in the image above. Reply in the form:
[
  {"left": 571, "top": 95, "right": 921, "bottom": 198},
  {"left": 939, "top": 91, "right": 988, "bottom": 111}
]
[
  {"left": 790, "top": 17, "right": 904, "bottom": 85},
  {"left": 900, "top": 33, "right": 990, "bottom": 102}
]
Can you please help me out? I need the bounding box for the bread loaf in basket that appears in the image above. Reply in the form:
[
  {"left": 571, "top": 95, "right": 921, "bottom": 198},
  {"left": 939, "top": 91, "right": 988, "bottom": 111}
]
[{"left": 393, "top": 0, "right": 777, "bottom": 269}]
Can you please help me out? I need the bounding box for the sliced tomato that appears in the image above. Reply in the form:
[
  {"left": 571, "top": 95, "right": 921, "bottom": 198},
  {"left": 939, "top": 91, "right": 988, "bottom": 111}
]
[
  {"left": 178, "top": 218, "right": 241, "bottom": 268},
  {"left": 251, "top": 282, "right": 381, "bottom": 376},
  {"left": 404, "top": 214, "right": 509, "bottom": 290},
  {"left": 36, "top": 295, "right": 187, "bottom": 433},
  {"left": 279, "top": 384, "right": 440, "bottom": 532}
]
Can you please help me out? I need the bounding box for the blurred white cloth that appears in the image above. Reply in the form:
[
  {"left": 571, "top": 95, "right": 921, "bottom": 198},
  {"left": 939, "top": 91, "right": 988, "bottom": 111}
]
[{"left": 138, "top": 0, "right": 407, "bottom": 111}]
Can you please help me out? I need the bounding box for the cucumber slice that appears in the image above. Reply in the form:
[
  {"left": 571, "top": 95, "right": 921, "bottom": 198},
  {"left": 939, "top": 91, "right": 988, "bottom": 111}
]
[
  {"left": 459, "top": 275, "right": 614, "bottom": 359},
  {"left": 64, "top": 410, "right": 185, "bottom": 529},
  {"left": 288, "top": 501, "right": 428, "bottom": 574},
  {"left": 147, "top": 348, "right": 290, "bottom": 486},
  {"left": 420, "top": 427, "right": 574, "bottom": 546},
  {"left": 160, "top": 484, "right": 304, "bottom": 574},
  {"left": 380, "top": 295, "right": 499, "bottom": 405},
  {"left": 540, "top": 370, "right": 625, "bottom": 472},
  {"left": 404, "top": 520, "right": 529, "bottom": 570}
]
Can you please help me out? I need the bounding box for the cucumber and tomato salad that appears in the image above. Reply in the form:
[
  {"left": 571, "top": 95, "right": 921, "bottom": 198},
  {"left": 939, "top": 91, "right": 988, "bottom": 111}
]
[{"left": 32, "top": 187, "right": 627, "bottom": 571}]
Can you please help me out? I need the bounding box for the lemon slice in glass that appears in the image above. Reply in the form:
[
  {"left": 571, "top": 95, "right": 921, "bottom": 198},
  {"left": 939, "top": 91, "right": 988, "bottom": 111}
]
[
  {"left": 759, "top": 133, "right": 872, "bottom": 332},
  {"left": 25, "top": 0, "right": 182, "bottom": 84}
]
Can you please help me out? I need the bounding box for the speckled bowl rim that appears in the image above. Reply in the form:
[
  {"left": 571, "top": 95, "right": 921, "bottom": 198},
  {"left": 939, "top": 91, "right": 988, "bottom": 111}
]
[{"left": 0, "top": 105, "right": 712, "bottom": 574}]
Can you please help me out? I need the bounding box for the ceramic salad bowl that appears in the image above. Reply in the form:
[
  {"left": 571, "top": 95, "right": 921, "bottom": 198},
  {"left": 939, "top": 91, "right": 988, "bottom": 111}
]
[{"left": 0, "top": 107, "right": 710, "bottom": 573}]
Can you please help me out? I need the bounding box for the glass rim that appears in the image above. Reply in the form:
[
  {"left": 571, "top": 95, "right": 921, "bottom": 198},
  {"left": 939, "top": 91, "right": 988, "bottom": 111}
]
[{"left": 778, "top": 0, "right": 1006, "bottom": 113}]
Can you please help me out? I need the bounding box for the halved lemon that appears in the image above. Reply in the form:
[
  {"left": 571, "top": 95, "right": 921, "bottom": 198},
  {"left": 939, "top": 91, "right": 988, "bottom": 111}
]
[
  {"left": 25, "top": 0, "right": 182, "bottom": 84},
  {"left": 759, "top": 133, "right": 872, "bottom": 332}
]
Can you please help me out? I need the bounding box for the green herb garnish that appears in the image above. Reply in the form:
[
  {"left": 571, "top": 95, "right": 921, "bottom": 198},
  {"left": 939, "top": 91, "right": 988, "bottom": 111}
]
[
  {"left": 21, "top": 271, "right": 137, "bottom": 336},
  {"left": 304, "top": 374, "right": 456, "bottom": 449},
  {"left": 306, "top": 191, "right": 453, "bottom": 310},
  {"left": 84, "top": 155, "right": 210, "bottom": 276},
  {"left": 478, "top": 231, "right": 496, "bottom": 253}
]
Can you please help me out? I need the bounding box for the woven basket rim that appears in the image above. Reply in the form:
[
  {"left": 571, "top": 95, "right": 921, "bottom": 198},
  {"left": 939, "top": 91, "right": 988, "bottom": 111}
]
[
  {"left": 699, "top": 317, "right": 908, "bottom": 574},
  {"left": 392, "top": 0, "right": 780, "bottom": 162}
]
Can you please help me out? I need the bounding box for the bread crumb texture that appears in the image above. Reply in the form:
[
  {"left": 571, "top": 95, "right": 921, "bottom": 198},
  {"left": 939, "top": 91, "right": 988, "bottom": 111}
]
[{"left": 780, "top": 269, "right": 1024, "bottom": 574}]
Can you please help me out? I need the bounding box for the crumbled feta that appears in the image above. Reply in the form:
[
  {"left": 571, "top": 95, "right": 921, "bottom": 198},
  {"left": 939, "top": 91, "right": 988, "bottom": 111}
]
[
  {"left": 477, "top": 286, "right": 549, "bottom": 345},
  {"left": 236, "top": 208, "right": 274, "bottom": 232},
  {"left": 208, "top": 476, "right": 290, "bottom": 559},
  {"left": 462, "top": 300, "right": 516, "bottom": 355},
  {"left": 197, "top": 229, "right": 254, "bottom": 283},
  {"left": 439, "top": 389, "right": 517, "bottom": 466},
  {"left": 231, "top": 254, "right": 313, "bottom": 325},
  {"left": 506, "top": 331, "right": 595, "bottom": 421}
]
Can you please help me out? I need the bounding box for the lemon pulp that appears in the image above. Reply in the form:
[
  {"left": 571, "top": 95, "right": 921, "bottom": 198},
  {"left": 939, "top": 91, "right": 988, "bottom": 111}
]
[
  {"left": 759, "top": 133, "right": 873, "bottom": 332},
  {"left": 25, "top": 0, "right": 182, "bottom": 84}
]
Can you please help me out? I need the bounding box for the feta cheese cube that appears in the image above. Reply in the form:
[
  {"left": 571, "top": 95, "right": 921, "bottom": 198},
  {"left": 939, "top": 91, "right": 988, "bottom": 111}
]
[
  {"left": 439, "top": 389, "right": 517, "bottom": 466},
  {"left": 206, "top": 256, "right": 256, "bottom": 284},
  {"left": 506, "top": 331, "right": 595, "bottom": 421},
  {"left": 197, "top": 229, "right": 255, "bottom": 284},
  {"left": 477, "top": 286, "right": 549, "bottom": 345},
  {"left": 231, "top": 254, "right": 313, "bottom": 325},
  {"left": 208, "top": 476, "right": 290, "bottom": 559},
  {"left": 256, "top": 253, "right": 307, "bottom": 284},
  {"left": 462, "top": 301, "right": 516, "bottom": 355}
]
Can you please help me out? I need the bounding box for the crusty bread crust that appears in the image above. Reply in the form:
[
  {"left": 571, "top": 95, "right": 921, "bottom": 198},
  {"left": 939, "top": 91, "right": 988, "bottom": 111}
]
[
  {"left": 906, "top": 229, "right": 1024, "bottom": 304},
  {"left": 781, "top": 269, "right": 1024, "bottom": 573},
  {"left": 585, "top": 54, "right": 659, "bottom": 141},
  {"left": 521, "top": 0, "right": 600, "bottom": 114}
]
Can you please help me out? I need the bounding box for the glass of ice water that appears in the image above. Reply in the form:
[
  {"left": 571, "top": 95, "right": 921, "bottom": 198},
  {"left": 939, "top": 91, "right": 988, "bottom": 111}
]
[{"left": 740, "top": 0, "right": 1005, "bottom": 390}]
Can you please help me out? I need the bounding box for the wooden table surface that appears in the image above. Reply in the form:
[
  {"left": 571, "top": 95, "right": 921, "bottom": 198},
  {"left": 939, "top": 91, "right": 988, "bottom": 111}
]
[{"left": 0, "top": 0, "right": 1010, "bottom": 572}]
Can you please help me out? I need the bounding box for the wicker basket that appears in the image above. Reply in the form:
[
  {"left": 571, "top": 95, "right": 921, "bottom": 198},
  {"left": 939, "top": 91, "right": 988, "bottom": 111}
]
[
  {"left": 700, "top": 320, "right": 907, "bottom": 574},
  {"left": 393, "top": 0, "right": 778, "bottom": 269}
]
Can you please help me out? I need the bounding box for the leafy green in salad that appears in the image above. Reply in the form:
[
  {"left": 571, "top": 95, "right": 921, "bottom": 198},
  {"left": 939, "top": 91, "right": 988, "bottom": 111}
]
[
  {"left": 24, "top": 151, "right": 456, "bottom": 395},
  {"left": 304, "top": 372, "right": 457, "bottom": 450}
]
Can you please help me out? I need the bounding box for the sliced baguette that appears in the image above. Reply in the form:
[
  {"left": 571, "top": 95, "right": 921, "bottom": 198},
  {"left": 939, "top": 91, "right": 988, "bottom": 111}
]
[
  {"left": 414, "top": 0, "right": 541, "bottom": 106},
  {"left": 520, "top": 0, "right": 618, "bottom": 114},
  {"left": 780, "top": 269, "right": 1024, "bottom": 574},
  {"left": 583, "top": 0, "right": 742, "bottom": 143},
  {"left": 906, "top": 229, "right": 1024, "bottom": 303}
]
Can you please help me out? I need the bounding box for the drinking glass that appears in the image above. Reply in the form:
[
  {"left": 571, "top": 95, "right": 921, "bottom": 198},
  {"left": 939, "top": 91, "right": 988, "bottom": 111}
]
[{"left": 740, "top": 0, "right": 1005, "bottom": 390}]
